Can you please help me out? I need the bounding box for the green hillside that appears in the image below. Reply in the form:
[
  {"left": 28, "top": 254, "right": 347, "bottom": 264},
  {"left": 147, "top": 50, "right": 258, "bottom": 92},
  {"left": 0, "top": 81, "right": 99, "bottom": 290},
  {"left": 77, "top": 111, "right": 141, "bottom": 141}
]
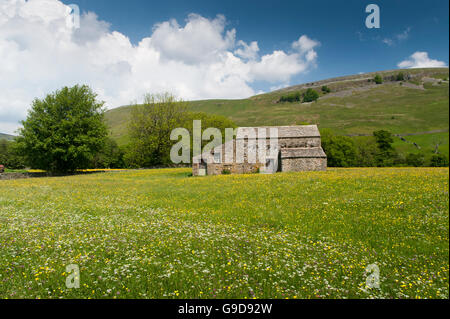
[{"left": 105, "top": 68, "right": 449, "bottom": 156}]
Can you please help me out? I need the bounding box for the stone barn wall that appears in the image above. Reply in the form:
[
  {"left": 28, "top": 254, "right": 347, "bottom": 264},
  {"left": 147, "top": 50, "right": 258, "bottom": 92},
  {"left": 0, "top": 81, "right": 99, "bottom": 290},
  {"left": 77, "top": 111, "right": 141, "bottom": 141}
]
[
  {"left": 192, "top": 125, "right": 327, "bottom": 176},
  {"left": 281, "top": 158, "right": 327, "bottom": 172},
  {"left": 193, "top": 139, "right": 265, "bottom": 176},
  {"left": 280, "top": 147, "right": 327, "bottom": 172}
]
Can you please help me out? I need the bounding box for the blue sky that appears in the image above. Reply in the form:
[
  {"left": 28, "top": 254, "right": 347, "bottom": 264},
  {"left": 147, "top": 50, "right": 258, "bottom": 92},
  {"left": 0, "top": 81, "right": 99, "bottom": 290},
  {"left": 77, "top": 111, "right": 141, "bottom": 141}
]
[
  {"left": 62, "top": 0, "right": 449, "bottom": 87},
  {"left": 0, "top": 0, "right": 448, "bottom": 134}
]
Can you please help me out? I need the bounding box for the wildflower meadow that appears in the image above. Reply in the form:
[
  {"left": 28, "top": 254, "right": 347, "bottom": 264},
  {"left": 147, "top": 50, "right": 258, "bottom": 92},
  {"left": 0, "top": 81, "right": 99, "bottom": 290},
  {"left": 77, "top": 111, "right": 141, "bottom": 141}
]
[{"left": 0, "top": 168, "right": 448, "bottom": 299}]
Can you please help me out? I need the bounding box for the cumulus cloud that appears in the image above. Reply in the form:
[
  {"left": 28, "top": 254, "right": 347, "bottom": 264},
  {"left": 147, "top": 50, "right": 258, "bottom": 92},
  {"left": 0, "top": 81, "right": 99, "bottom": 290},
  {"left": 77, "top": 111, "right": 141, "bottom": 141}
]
[
  {"left": 150, "top": 14, "right": 236, "bottom": 64},
  {"left": 0, "top": 0, "right": 320, "bottom": 134},
  {"left": 234, "top": 40, "right": 259, "bottom": 60},
  {"left": 249, "top": 35, "right": 320, "bottom": 83},
  {"left": 292, "top": 35, "right": 320, "bottom": 54},
  {"left": 397, "top": 51, "right": 447, "bottom": 68}
]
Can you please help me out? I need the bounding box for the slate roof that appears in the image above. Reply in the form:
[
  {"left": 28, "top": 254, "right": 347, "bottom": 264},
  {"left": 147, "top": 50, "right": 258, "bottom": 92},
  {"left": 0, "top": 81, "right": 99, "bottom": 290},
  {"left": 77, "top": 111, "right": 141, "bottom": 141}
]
[
  {"left": 281, "top": 148, "right": 327, "bottom": 159},
  {"left": 236, "top": 125, "right": 320, "bottom": 139}
]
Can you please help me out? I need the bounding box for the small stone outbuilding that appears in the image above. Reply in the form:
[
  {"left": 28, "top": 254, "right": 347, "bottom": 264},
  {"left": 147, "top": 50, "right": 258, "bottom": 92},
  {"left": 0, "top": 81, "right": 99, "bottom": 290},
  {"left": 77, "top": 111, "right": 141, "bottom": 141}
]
[{"left": 193, "top": 125, "right": 327, "bottom": 176}]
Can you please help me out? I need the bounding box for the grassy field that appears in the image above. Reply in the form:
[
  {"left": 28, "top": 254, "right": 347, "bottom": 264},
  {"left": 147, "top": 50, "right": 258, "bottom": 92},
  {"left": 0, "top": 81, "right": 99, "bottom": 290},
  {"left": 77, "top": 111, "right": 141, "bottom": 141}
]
[
  {"left": 0, "top": 168, "right": 448, "bottom": 299},
  {"left": 392, "top": 132, "right": 449, "bottom": 160},
  {"left": 186, "top": 82, "right": 449, "bottom": 134}
]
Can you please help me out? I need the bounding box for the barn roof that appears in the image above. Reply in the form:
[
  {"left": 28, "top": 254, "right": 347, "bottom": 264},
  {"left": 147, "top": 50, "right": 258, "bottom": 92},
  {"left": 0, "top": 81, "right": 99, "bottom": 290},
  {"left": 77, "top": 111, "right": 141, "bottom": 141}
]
[
  {"left": 236, "top": 125, "right": 320, "bottom": 139},
  {"left": 281, "top": 147, "right": 327, "bottom": 159}
]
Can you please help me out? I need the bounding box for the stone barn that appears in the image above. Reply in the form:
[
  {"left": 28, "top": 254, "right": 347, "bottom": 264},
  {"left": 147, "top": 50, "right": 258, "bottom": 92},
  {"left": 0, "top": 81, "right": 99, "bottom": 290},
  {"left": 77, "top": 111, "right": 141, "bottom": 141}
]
[{"left": 192, "top": 125, "right": 327, "bottom": 176}]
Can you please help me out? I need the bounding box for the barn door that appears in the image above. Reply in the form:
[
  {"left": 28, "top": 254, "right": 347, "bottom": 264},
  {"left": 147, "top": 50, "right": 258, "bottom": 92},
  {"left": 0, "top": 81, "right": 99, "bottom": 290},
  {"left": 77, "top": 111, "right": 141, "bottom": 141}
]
[
  {"left": 198, "top": 160, "right": 207, "bottom": 176},
  {"left": 264, "top": 158, "right": 278, "bottom": 174}
]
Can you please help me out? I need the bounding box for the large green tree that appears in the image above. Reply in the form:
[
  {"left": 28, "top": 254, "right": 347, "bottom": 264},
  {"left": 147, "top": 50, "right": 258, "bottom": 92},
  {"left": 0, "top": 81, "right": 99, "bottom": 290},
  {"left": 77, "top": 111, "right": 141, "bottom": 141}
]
[
  {"left": 126, "top": 93, "right": 236, "bottom": 167},
  {"left": 430, "top": 154, "right": 449, "bottom": 167},
  {"left": 126, "top": 93, "right": 188, "bottom": 167},
  {"left": 16, "top": 85, "right": 107, "bottom": 173},
  {"left": 353, "top": 136, "right": 379, "bottom": 167},
  {"left": 90, "top": 137, "right": 125, "bottom": 169},
  {"left": 406, "top": 152, "right": 425, "bottom": 167},
  {"left": 0, "top": 139, "right": 26, "bottom": 169},
  {"left": 321, "top": 129, "right": 358, "bottom": 167},
  {"left": 373, "top": 130, "right": 398, "bottom": 166},
  {"left": 0, "top": 139, "right": 9, "bottom": 166}
]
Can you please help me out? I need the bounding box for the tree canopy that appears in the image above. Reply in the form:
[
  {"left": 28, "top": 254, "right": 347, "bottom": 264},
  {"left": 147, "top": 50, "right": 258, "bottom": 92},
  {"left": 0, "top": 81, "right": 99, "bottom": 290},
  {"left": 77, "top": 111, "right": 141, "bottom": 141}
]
[
  {"left": 374, "top": 74, "right": 383, "bottom": 84},
  {"left": 126, "top": 93, "right": 236, "bottom": 167},
  {"left": 15, "top": 85, "right": 107, "bottom": 173},
  {"left": 303, "top": 88, "right": 320, "bottom": 102}
]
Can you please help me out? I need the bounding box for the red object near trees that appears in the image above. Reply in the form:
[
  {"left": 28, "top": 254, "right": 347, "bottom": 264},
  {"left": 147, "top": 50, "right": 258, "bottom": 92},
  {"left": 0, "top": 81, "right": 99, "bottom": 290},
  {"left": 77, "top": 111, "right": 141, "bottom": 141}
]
[{"left": 0, "top": 165, "right": 4, "bottom": 173}]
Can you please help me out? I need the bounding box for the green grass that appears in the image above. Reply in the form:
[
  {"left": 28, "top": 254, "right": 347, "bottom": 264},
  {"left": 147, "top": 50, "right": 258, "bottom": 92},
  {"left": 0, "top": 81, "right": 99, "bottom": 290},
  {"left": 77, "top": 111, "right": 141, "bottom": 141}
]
[
  {"left": 392, "top": 132, "right": 449, "bottom": 160},
  {"left": 3, "top": 168, "right": 28, "bottom": 173},
  {"left": 186, "top": 83, "right": 449, "bottom": 134},
  {"left": 0, "top": 168, "right": 448, "bottom": 299},
  {"left": 430, "top": 73, "right": 450, "bottom": 81},
  {"left": 103, "top": 105, "right": 133, "bottom": 146}
]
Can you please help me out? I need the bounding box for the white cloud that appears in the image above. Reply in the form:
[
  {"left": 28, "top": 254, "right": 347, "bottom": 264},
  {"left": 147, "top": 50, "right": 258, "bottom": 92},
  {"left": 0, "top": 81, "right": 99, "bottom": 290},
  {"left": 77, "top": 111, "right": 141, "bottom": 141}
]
[
  {"left": 249, "top": 35, "right": 320, "bottom": 83},
  {"left": 396, "top": 27, "right": 411, "bottom": 41},
  {"left": 72, "top": 12, "right": 110, "bottom": 45},
  {"left": 305, "top": 50, "right": 318, "bottom": 62},
  {"left": 382, "top": 38, "right": 394, "bottom": 46},
  {"left": 234, "top": 40, "right": 259, "bottom": 60},
  {"left": 0, "top": 0, "right": 320, "bottom": 134},
  {"left": 150, "top": 14, "right": 236, "bottom": 64},
  {"left": 397, "top": 51, "right": 447, "bottom": 68},
  {"left": 382, "top": 27, "right": 411, "bottom": 46},
  {"left": 292, "top": 35, "right": 320, "bottom": 54},
  {"left": 249, "top": 51, "right": 307, "bottom": 83}
]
